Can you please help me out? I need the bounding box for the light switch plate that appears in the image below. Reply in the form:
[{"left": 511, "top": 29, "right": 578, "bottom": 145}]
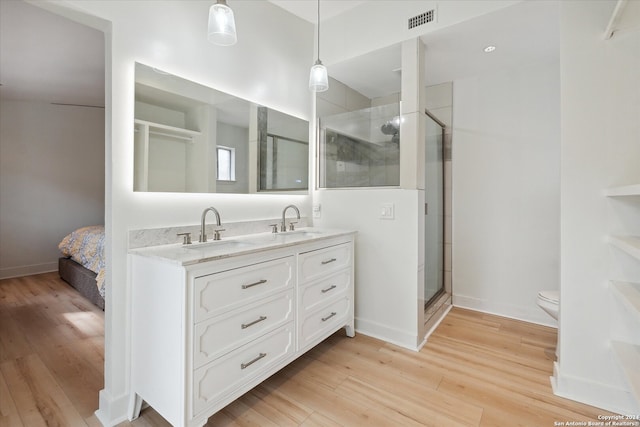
[
  {"left": 380, "top": 203, "right": 394, "bottom": 220},
  {"left": 313, "top": 204, "right": 321, "bottom": 219}
]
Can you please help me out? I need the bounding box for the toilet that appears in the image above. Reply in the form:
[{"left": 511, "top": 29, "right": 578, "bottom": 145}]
[{"left": 537, "top": 290, "right": 559, "bottom": 320}]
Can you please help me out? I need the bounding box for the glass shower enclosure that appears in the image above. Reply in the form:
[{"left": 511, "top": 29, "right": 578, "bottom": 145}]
[
  {"left": 424, "top": 109, "right": 445, "bottom": 307},
  {"left": 318, "top": 102, "right": 447, "bottom": 312},
  {"left": 318, "top": 103, "right": 400, "bottom": 188}
]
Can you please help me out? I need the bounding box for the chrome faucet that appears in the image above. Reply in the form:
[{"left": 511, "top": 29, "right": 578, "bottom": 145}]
[
  {"left": 281, "top": 204, "right": 300, "bottom": 232},
  {"left": 200, "top": 207, "right": 224, "bottom": 242}
]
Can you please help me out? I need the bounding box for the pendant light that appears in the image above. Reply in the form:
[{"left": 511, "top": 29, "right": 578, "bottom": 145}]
[
  {"left": 309, "top": 0, "right": 329, "bottom": 92},
  {"left": 208, "top": 0, "right": 237, "bottom": 46}
]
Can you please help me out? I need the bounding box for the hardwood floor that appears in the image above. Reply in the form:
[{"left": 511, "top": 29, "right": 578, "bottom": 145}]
[
  {"left": 0, "top": 272, "right": 104, "bottom": 427},
  {"left": 0, "top": 273, "right": 614, "bottom": 426}
]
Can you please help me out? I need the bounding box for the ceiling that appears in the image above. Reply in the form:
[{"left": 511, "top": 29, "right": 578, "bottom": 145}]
[
  {"left": 268, "top": 0, "right": 367, "bottom": 23},
  {"left": 0, "top": 0, "right": 560, "bottom": 106},
  {"left": 327, "top": 0, "right": 560, "bottom": 99},
  {"left": 0, "top": 0, "right": 105, "bottom": 106}
]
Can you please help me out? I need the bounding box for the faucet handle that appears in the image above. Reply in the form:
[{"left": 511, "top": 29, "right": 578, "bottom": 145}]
[
  {"left": 288, "top": 221, "right": 298, "bottom": 231},
  {"left": 176, "top": 232, "right": 192, "bottom": 245},
  {"left": 269, "top": 224, "right": 279, "bottom": 233},
  {"left": 213, "top": 228, "right": 226, "bottom": 241}
]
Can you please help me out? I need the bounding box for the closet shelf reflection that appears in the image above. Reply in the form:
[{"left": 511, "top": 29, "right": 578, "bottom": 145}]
[{"left": 134, "top": 119, "right": 201, "bottom": 143}]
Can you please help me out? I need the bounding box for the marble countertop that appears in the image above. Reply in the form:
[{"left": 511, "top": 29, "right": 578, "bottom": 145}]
[{"left": 129, "top": 227, "right": 356, "bottom": 266}]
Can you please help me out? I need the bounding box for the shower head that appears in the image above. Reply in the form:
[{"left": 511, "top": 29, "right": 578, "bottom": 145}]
[
  {"left": 381, "top": 121, "right": 398, "bottom": 135},
  {"left": 381, "top": 117, "right": 400, "bottom": 144}
]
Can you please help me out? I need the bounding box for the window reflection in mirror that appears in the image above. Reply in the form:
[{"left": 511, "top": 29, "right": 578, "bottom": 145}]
[{"left": 133, "top": 63, "right": 309, "bottom": 193}]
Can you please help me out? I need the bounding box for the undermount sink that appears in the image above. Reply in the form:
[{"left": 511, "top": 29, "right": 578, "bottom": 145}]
[
  {"left": 280, "top": 230, "right": 323, "bottom": 237},
  {"left": 183, "top": 240, "right": 252, "bottom": 250},
  {"left": 253, "top": 229, "right": 324, "bottom": 242},
  {"left": 183, "top": 229, "right": 324, "bottom": 249}
]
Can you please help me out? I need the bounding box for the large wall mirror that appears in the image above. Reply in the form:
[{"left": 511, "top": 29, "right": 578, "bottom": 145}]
[{"left": 134, "top": 63, "right": 309, "bottom": 193}]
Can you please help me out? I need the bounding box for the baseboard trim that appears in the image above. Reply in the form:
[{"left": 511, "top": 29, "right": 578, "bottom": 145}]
[
  {"left": 355, "top": 317, "right": 418, "bottom": 351},
  {"left": 553, "top": 362, "right": 639, "bottom": 415},
  {"left": 0, "top": 262, "right": 58, "bottom": 280},
  {"left": 418, "top": 304, "right": 452, "bottom": 350},
  {"left": 95, "top": 389, "right": 130, "bottom": 427},
  {"left": 452, "top": 294, "right": 558, "bottom": 328}
]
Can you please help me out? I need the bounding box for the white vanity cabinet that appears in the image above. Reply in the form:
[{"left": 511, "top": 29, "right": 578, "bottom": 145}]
[
  {"left": 297, "top": 243, "right": 354, "bottom": 351},
  {"left": 129, "top": 232, "right": 354, "bottom": 427}
]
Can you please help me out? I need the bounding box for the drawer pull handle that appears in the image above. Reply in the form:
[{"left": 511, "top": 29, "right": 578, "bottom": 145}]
[
  {"left": 242, "top": 279, "right": 267, "bottom": 289},
  {"left": 322, "top": 312, "right": 337, "bottom": 322},
  {"left": 241, "top": 316, "right": 267, "bottom": 329},
  {"left": 321, "top": 258, "right": 337, "bottom": 265},
  {"left": 241, "top": 352, "right": 267, "bottom": 370},
  {"left": 321, "top": 285, "right": 337, "bottom": 294}
]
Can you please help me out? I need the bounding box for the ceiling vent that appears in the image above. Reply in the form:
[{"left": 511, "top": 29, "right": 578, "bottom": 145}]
[{"left": 408, "top": 9, "right": 435, "bottom": 29}]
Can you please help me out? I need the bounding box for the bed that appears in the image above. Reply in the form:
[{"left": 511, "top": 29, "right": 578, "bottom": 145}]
[{"left": 58, "top": 225, "right": 105, "bottom": 310}]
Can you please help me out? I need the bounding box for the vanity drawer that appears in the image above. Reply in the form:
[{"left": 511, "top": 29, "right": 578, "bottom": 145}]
[
  {"left": 298, "top": 243, "right": 351, "bottom": 284},
  {"left": 298, "top": 296, "right": 350, "bottom": 351},
  {"left": 192, "top": 323, "right": 295, "bottom": 416},
  {"left": 193, "top": 256, "right": 294, "bottom": 323},
  {"left": 299, "top": 270, "right": 351, "bottom": 313},
  {"left": 193, "top": 290, "right": 294, "bottom": 368}
]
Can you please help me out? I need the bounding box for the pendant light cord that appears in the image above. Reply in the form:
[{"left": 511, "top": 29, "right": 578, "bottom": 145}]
[{"left": 317, "top": 0, "right": 320, "bottom": 61}]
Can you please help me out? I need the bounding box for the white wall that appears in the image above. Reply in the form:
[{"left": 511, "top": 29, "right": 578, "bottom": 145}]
[
  {"left": 556, "top": 1, "right": 640, "bottom": 414},
  {"left": 0, "top": 100, "right": 105, "bottom": 278},
  {"left": 314, "top": 189, "right": 421, "bottom": 348},
  {"left": 451, "top": 57, "right": 561, "bottom": 326},
  {"left": 37, "top": 1, "right": 314, "bottom": 425}
]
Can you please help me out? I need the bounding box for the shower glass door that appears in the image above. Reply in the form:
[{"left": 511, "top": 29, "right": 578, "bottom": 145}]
[{"left": 424, "top": 110, "right": 445, "bottom": 306}]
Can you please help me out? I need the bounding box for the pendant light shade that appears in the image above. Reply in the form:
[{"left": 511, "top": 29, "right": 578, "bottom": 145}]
[
  {"left": 309, "top": 60, "right": 329, "bottom": 92},
  {"left": 309, "top": 0, "right": 329, "bottom": 92},
  {"left": 208, "top": 0, "right": 237, "bottom": 46}
]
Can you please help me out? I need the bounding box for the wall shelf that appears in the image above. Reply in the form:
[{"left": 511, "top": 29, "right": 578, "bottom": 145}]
[
  {"left": 612, "top": 341, "right": 640, "bottom": 406},
  {"left": 611, "top": 281, "right": 640, "bottom": 323},
  {"left": 609, "top": 236, "right": 640, "bottom": 261},
  {"left": 604, "top": 184, "right": 640, "bottom": 197},
  {"left": 606, "top": 180, "right": 640, "bottom": 412}
]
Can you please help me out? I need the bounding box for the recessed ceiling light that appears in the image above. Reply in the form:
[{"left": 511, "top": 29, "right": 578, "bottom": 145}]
[{"left": 483, "top": 45, "right": 496, "bottom": 53}]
